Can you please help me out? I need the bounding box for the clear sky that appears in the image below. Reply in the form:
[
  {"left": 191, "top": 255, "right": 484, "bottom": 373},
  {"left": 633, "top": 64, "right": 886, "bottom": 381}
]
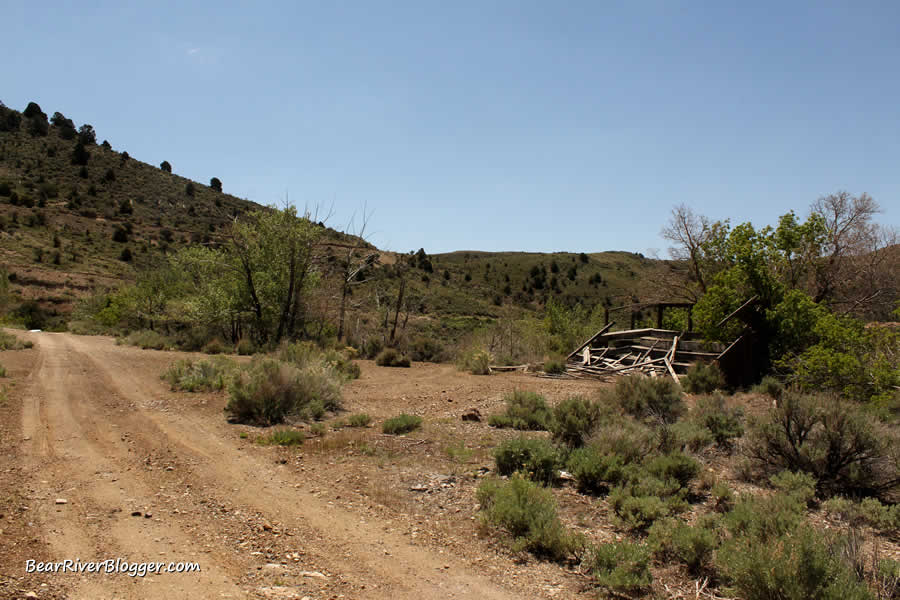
[{"left": 5, "top": 1, "right": 899, "bottom": 255}]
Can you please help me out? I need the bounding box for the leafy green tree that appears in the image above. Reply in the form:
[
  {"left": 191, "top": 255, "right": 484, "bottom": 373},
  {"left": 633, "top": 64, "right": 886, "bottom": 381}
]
[
  {"left": 50, "top": 112, "right": 76, "bottom": 139},
  {"left": 27, "top": 113, "right": 49, "bottom": 137},
  {"left": 789, "top": 313, "right": 899, "bottom": 402},
  {"left": 185, "top": 182, "right": 195, "bottom": 196},
  {"left": 160, "top": 161, "right": 172, "bottom": 173},
  {"left": 667, "top": 198, "right": 898, "bottom": 392},
  {"left": 23, "top": 101, "right": 43, "bottom": 118},
  {"left": 0, "top": 103, "right": 21, "bottom": 131},
  {"left": 173, "top": 206, "right": 324, "bottom": 344},
  {"left": 78, "top": 124, "right": 96, "bottom": 145},
  {"left": 71, "top": 142, "right": 90, "bottom": 166},
  {"left": 210, "top": 177, "right": 222, "bottom": 192},
  {"left": 112, "top": 227, "right": 128, "bottom": 243}
]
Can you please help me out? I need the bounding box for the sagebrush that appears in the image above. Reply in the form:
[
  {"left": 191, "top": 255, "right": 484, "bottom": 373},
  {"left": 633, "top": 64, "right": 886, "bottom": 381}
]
[
  {"left": 477, "top": 474, "right": 582, "bottom": 561},
  {"left": 488, "top": 389, "right": 552, "bottom": 431},
  {"left": 226, "top": 358, "right": 343, "bottom": 426}
]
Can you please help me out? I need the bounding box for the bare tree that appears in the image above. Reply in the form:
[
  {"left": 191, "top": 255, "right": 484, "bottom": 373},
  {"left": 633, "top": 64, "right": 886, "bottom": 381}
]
[
  {"left": 809, "top": 192, "right": 898, "bottom": 318},
  {"left": 659, "top": 204, "right": 724, "bottom": 302},
  {"left": 334, "top": 207, "right": 378, "bottom": 342},
  {"left": 810, "top": 191, "right": 879, "bottom": 302},
  {"left": 388, "top": 260, "right": 411, "bottom": 346}
]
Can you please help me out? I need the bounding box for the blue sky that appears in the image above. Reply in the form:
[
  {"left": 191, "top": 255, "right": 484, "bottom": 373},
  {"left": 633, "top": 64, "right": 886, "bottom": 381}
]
[{"left": 6, "top": 1, "right": 899, "bottom": 255}]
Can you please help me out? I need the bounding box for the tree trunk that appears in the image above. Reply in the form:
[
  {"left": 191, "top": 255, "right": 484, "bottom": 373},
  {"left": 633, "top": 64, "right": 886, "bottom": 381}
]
[{"left": 389, "top": 277, "right": 406, "bottom": 345}]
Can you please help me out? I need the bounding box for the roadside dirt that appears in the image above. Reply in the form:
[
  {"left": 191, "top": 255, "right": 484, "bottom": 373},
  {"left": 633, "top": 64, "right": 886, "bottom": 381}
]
[{"left": 0, "top": 332, "right": 604, "bottom": 600}]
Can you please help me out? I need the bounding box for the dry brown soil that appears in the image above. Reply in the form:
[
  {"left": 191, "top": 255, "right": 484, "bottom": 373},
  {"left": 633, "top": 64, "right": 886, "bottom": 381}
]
[{"left": 1, "top": 332, "right": 608, "bottom": 600}]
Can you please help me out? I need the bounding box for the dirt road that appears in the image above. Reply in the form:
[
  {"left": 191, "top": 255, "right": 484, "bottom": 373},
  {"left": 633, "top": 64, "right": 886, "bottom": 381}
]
[{"left": 4, "top": 332, "right": 539, "bottom": 600}]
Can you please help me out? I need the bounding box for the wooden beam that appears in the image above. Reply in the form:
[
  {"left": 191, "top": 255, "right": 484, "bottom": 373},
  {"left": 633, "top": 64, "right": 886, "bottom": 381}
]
[
  {"left": 664, "top": 357, "right": 679, "bottom": 382},
  {"left": 717, "top": 295, "right": 759, "bottom": 328},
  {"left": 566, "top": 322, "right": 614, "bottom": 361},
  {"left": 717, "top": 334, "right": 745, "bottom": 360}
]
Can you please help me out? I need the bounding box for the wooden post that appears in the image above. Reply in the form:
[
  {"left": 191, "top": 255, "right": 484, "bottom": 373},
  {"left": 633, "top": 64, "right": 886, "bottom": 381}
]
[
  {"left": 656, "top": 305, "right": 664, "bottom": 329},
  {"left": 687, "top": 305, "right": 693, "bottom": 332},
  {"left": 630, "top": 310, "right": 636, "bottom": 329},
  {"left": 604, "top": 307, "right": 610, "bottom": 325}
]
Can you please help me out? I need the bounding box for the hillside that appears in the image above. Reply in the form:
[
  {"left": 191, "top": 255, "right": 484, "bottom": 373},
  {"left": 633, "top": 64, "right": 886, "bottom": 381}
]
[
  {"left": 0, "top": 99, "right": 659, "bottom": 335},
  {"left": 0, "top": 101, "right": 265, "bottom": 321}
]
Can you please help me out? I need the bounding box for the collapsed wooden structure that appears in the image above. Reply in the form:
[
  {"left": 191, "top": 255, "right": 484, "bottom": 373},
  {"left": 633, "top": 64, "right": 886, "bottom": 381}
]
[{"left": 563, "top": 325, "right": 731, "bottom": 382}]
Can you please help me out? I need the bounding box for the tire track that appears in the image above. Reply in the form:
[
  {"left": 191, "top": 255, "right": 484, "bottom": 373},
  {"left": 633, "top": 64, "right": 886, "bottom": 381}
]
[
  {"left": 19, "top": 334, "right": 245, "bottom": 600},
  {"left": 61, "top": 333, "right": 521, "bottom": 600}
]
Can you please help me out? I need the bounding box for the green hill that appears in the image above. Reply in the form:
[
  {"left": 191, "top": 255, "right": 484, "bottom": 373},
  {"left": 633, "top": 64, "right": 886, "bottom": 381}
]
[{"left": 0, "top": 99, "right": 660, "bottom": 337}]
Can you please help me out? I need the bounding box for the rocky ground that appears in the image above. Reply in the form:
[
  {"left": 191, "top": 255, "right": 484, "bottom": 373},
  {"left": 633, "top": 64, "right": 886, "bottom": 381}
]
[{"left": 1, "top": 332, "right": 897, "bottom": 600}]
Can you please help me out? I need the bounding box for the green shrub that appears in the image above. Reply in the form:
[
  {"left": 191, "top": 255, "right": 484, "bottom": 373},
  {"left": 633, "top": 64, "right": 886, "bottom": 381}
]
[
  {"left": 234, "top": 338, "right": 256, "bottom": 356},
  {"left": 276, "top": 340, "right": 318, "bottom": 365},
  {"left": 644, "top": 451, "right": 701, "bottom": 488},
  {"left": 616, "top": 374, "right": 684, "bottom": 424},
  {"left": 459, "top": 349, "right": 492, "bottom": 375},
  {"left": 0, "top": 331, "right": 32, "bottom": 350},
  {"left": 605, "top": 453, "right": 697, "bottom": 531},
  {"left": 753, "top": 375, "right": 784, "bottom": 400},
  {"left": 202, "top": 338, "right": 225, "bottom": 354},
  {"left": 877, "top": 558, "right": 899, "bottom": 584},
  {"left": 609, "top": 487, "right": 675, "bottom": 531},
  {"left": 711, "top": 481, "right": 734, "bottom": 512},
  {"left": 0, "top": 364, "right": 5, "bottom": 377},
  {"left": 259, "top": 428, "right": 305, "bottom": 446},
  {"left": 542, "top": 357, "right": 566, "bottom": 375},
  {"left": 119, "top": 330, "right": 169, "bottom": 350},
  {"left": 693, "top": 393, "right": 744, "bottom": 446},
  {"left": 226, "top": 358, "right": 343, "bottom": 426},
  {"left": 716, "top": 525, "right": 872, "bottom": 600},
  {"left": 493, "top": 437, "right": 560, "bottom": 485},
  {"left": 587, "top": 541, "right": 652, "bottom": 595},
  {"left": 858, "top": 498, "right": 899, "bottom": 531},
  {"left": 361, "top": 337, "right": 383, "bottom": 359},
  {"left": 346, "top": 413, "right": 371, "bottom": 427},
  {"left": 408, "top": 337, "right": 446, "bottom": 362},
  {"left": 477, "top": 474, "right": 582, "bottom": 561},
  {"left": 670, "top": 419, "right": 715, "bottom": 452},
  {"left": 789, "top": 311, "right": 899, "bottom": 403},
  {"left": 375, "top": 348, "right": 411, "bottom": 368},
  {"left": 320, "top": 348, "right": 361, "bottom": 379},
  {"left": 822, "top": 496, "right": 856, "bottom": 522},
  {"left": 549, "top": 395, "right": 602, "bottom": 448},
  {"left": 382, "top": 413, "right": 422, "bottom": 434},
  {"left": 715, "top": 492, "right": 875, "bottom": 597},
  {"left": 278, "top": 341, "right": 360, "bottom": 380},
  {"left": 823, "top": 496, "right": 900, "bottom": 532},
  {"left": 745, "top": 392, "right": 899, "bottom": 499},
  {"left": 566, "top": 447, "right": 626, "bottom": 494},
  {"left": 648, "top": 518, "right": 719, "bottom": 574},
  {"left": 724, "top": 494, "right": 806, "bottom": 542},
  {"left": 162, "top": 357, "right": 235, "bottom": 392},
  {"left": 586, "top": 417, "right": 656, "bottom": 465},
  {"left": 683, "top": 361, "right": 727, "bottom": 394},
  {"left": 770, "top": 470, "right": 817, "bottom": 507},
  {"left": 309, "top": 422, "right": 326, "bottom": 436},
  {"left": 488, "top": 390, "right": 552, "bottom": 431}
]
